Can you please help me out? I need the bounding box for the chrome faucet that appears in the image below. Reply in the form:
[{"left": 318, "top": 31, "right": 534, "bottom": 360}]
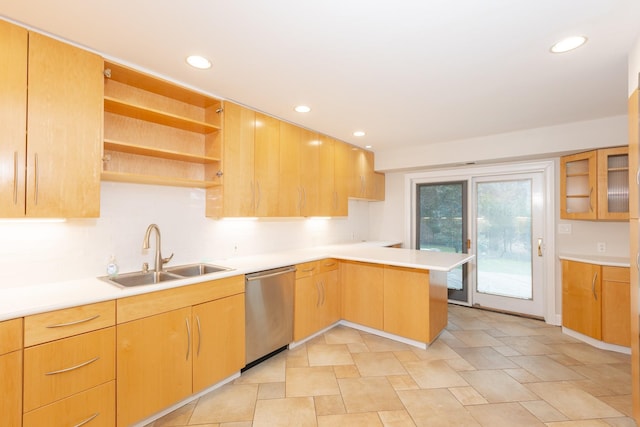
[{"left": 142, "top": 224, "right": 173, "bottom": 273}]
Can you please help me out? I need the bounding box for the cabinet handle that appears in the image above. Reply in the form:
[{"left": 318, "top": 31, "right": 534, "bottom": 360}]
[
  {"left": 73, "top": 412, "right": 100, "bottom": 427},
  {"left": 360, "top": 176, "right": 365, "bottom": 195},
  {"left": 591, "top": 272, "right": 598, "bottom": 300},
  {"left": 34, "top": 153, "right": 39, "bottom": 205},
  {"left": 333, "top": 191, "right": 338, "bottom": 211},
  {"left": 588, "top": 187, "right": 593, "bottom": 212},
  {"left": 636, "top": 168, "right": 639, "bottom": 185},
  {"left": 302, "top": 187, "right": 306, "bottom": 209},
  {"left": 46, "top": 314, "right": 100, "bottom": 329},
  {"left": 315, "top": 281, "right": 321, "bottom": 307},
  {"left": 250, "top": 181, "right": 255, "bottom": 209},
  {"left": 320, "top": 280, "right": 325, "bottom": 306},
  {"left": 45, "top": 356, "right": 99, "bottom": 376},
  {"left": 185, "top": 318, "right": 191, "bottom": 361},
  {"left": 636, "top": 253, "right": 639, "bottom": 271},
  {"left": 302, "top": 267, "right": 315, "bottom": 273},
  {"left": 13, "top": 151, "right": 18, "bottom": 205},
  {"left": 196, "top": 315, "right": 202, "bottom": 357},
  {"left": 323, "top": 262, "right": 336, "bottom": 268}
]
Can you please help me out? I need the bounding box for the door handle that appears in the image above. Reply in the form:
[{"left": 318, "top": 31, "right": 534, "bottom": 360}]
[{"left": 537, "top": 238, "right": 543, "bottom": 257}]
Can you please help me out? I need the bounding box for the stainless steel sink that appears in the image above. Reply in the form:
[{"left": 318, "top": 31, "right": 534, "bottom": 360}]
[
  {"left": 165, "top": 263, "right": 231, "bottom": 277},
  {"left": 107, "top": 271, "right": 183, "bottom": 287},
  {"left": 101, "top": 263, "right": 233, "bottom": 288}
]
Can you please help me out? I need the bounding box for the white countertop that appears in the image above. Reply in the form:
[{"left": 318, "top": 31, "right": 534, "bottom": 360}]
[
  {"left": 559, "top": 253, "right": 631, "bottom": 267},
  {"left": 0, "top": 241, "right": 474, "bottom": 322}
]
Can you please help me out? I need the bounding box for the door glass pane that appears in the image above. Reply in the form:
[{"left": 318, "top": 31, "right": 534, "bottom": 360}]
[
  {"left": 416, "top": 182, "right": 467, "bottom": 301},
  {"left": 476, "top": 180, "right": 532, "bottom": 299}
]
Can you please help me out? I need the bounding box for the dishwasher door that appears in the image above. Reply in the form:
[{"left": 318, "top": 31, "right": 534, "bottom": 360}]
[{"left": 245, "top": 266, "right": 295, "bottom": 366}]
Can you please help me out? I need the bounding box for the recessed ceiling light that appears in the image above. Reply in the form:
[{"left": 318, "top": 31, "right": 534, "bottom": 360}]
[
  {"left": 550, "top": 36, "right": 587, "bottom": 53},
  {"left": 353, "top": 131, "right": 366, "bottom": 137},
  {"left": 186, "top": 55, "right": 212, "bottom": 69},
  {"left": 294, "top": 105, "right": 311, "bottom": 113},
  {"left": 365, "top": 145, "right": 372, "bottom": 149}
]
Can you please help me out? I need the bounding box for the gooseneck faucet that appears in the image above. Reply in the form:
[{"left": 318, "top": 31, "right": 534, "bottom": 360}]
[{"left": 143, "top": 224, "right": 174, "bottom": 273}]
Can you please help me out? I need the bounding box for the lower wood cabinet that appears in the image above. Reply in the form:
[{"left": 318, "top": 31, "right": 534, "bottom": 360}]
[
  {"left": 294, "top": 259, "right": 340, "bottom": 341},
  {"left": 340, "top": 261, "right": 384, "bottom": 330},
  {"left": 562, "top": 259, "right": 630, "bottom": 346},
  {"left": 116, "top": 276, "right": 245, "bottom": 426},
  {"left": 0, "top": 318, "right": 23, "bottom": 427},
  {"left": 23, "top": 381, "right": 115, "bottom": 427}
]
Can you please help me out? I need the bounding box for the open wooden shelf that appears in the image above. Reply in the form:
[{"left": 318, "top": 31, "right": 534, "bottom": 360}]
[
  {"left": 104, "top": 97, "right": 219, "bottom": 134},
  {"left": 104, "top": 139, "right": 220, "bottom": 164},
  {"left": 102, "top": 171, "right": 219, "bottom": 188}
]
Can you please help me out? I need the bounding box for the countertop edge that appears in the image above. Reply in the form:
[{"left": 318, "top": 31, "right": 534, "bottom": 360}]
[{"left": 558, "top": 253, "right": 631, "bottom": 268}]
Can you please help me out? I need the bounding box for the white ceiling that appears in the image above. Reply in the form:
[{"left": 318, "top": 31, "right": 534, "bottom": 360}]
[{"left": 1, "top": 0, "right": 639, "bottom": 152}]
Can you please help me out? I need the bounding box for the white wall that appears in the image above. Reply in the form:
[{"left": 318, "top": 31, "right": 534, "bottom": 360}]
[
  {"left": 0, "top": 182, "right": 370, "bottom": 289},
  {"left": 375, "top": 115, "right": 627, "bottom": 172}
]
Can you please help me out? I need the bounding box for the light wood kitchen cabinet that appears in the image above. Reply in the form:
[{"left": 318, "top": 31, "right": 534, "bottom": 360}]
[
  {"left": 294, "top": 259, "right": 340, "bottom": 341},
  {"left": 349, "top": 147, "right": 385, "bottom": 201},
  {"left": 254, "top": 112, "right": 281, "bottom": 217},
  {"left": 192, "top": 293, "right": 245, "bottom": 392},
  {"left": 279, "top": 121, "right": 302, "bottom": 216},
  {"left": 629, "top": 87, "right": 640, "bottom": 424},
  {"left": 562, "top": 259, "right": 602, "bottom": 339},
  {"left": 333, "top": 140, "right": 351, "bottom": 216},
  {"left": 23, "top": 381, "right": 115, "bottom": 427},
  {"left": 0, "top": 318, "right": 23, "bottom": 427},
  {"left": 299, "top": 129, "right": 320, "bottom": 216},
  {"left": 103, "top": 61, "right": 223, "bottom": 189},
  {"left": 629, "top": 90, "right": 639, "bottom": 218},
  {"left": 206, "top": 101, "right": 255, "bottom": 217},
  {"left": 117, "top": 307, "right": 192, "bottom": 426},
  {"left": 384, "top": 266, "right": 431, "bottom": 342},
  {"left": 116, "top": 275, "right": 245, "bottom": 426},
  {"left": 0, "top": 20, "right": 102, "bottom": 218},
  {"left": 560, "top": 147, "right": 629, "bottom": 220},
  {"left": 602, "top": 266, "right": 631, "bottom": 347},
  {"left": 340, "top": 260, "right": 384, "bottom": 330}
]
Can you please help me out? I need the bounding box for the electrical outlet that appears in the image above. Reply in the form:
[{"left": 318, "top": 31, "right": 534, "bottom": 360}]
[
  {"left": 597, "top": 242, "right": 606, "bottom": 253},
  {"left": 558, "top": 223, "right": 572, "bottom": 234}
]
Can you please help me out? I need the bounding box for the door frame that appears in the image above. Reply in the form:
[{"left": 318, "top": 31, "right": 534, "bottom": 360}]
[{"left": 405, "top": 160, "right": 557, "bottom": 324}]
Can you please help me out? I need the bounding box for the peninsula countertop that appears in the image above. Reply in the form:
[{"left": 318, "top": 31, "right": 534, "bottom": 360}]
[{"left": 0, "top": 241, "right": 474, "bottom": 321}]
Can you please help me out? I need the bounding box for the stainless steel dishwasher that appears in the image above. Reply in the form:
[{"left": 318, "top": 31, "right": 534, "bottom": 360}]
[{"left": 244, "top": 265, "right": 295, "bottom": 368}]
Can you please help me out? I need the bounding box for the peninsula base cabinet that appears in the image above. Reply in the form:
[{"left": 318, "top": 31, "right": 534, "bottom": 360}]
[
  {"left": 116, "top": 276, "right": 245, "bottom": 427},
  {"left": 340, "top": 261, "right": 446, "bottom": 344},
  {"left": 0, "top": 318, "right": 23, "bottom": 427},
  {"left": 294, "top": 259, "right": 340, "bottom": 341},
  {"left": 561, "top": 260, "right": 630, "bottom": 347}
]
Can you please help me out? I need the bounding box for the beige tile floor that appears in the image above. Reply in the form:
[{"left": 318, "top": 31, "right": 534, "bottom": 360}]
[{"left": 147, "top": 305, "right": 637, "bottom": 427}]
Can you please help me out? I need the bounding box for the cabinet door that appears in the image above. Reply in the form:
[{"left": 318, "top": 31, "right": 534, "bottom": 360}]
[
  {"left": 254, "top": 113, "right": 280, "bottom": 217},
  {"left": 560, "top": 151, "right": 597, "bottom": 219},
  {"left": 597, "top": 146, "right": 629, "bottom": 220},
  {"left": 333, "top": 140, "right": 350, "bottom": 216},
  {"left": 0, "top": 20, "right": 27, "bottom": 218},
  {"left": 317, "top": 135, "right": 335, "bottom": 216},
  {"left": 294, "top": 275, "right": 320, "bottom": 341},
  {"left": 299, "top": 128, "right": 320, "bottom": 216},
  {"left": 561, "top": 260, "right": 602, "bottom": 339},
  {"left": 0, "top": 350, "right": 22, "bottom": 427},
  {"left": 192, "top": 293, "right": 245, "bottom": 392},
  {"left": 117, "top": 307, "right": 192, "bottom": 427},
  {"left": 26, "top": 32, "right": 102, "bottom": 218},
  {"left": 629, "top": 90, "right": 639, "bottom": 219},
  {"left": 383, "top": 266, "right": 429, "bottom": 342},
  {"left": 219, "top": 101, "right": 255, "bottom": 217},
  {"left": 279, "top": 121, "right": 301, "bottom": 216},
  {"left": 349, "top": 147, "right": 367, "bottom": 199},
  {"left": 340, "top": 261, "right": 383, "bottom": 329},
  {"left": 319, "top": 268, "right": 341, "bottom": 328},
  {"left": 601, "top": 266, "right": 631, "bottom": 347}
]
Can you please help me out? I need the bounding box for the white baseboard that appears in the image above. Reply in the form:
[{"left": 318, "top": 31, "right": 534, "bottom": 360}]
[{"left": 562, "top": 327, "right": 631, "bottom": 355}]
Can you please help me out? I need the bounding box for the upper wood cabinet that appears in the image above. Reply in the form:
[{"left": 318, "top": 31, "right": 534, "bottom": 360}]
[
  {"left": 254, "top": 113, "right": 281, "bottom": 217},
  {"left": 299, "top": 129, "right": 321, "bottom": 216},
  {"left": 333, "top": 140, "right": 351, "bottom": 216},
  {"left": 103, "top": 61, "right": 222, "bottom": 189},
  {"left": 349, "top": 147, "right": 385, "bottom": 201},
  {"left": 0, "top": 20, "right": 103, "bottom": 218},
  {"left": 560, "top": 147, "right": 628, "bottom": 220},
  {"left": 279, "top": 121, "right": 302, "bottom": 216},
  {"left": 629, "top": 90, "right": 639, "bottom": 219}
]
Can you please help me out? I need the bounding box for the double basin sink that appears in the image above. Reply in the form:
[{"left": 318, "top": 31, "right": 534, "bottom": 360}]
[{"left": 102, "top": 263, "right": 232, "bottom": 288}]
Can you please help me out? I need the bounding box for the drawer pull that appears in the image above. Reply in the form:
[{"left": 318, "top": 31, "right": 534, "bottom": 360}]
[
  {"left": 324, "top": 262, "right": 336, "bottom": 267},
  {"left": 302, "top": 267, "right": 315, "bottom": 273},
  {"left": 73, "top": 412, "right": 99, "bottom": 427},
  {"left": 45, "top": 356, "right": 100, "bottom": 376},
  {"left": 46, "top": 314, "right": 100, "bottom": 329}
]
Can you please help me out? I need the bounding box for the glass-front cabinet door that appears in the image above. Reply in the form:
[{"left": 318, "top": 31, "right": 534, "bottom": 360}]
[
  {"left": 597, "top": 146, "right": 629, "bottom": 220},
  {"left": 560, "top": 151, "right": 597, "bottom": 220}
]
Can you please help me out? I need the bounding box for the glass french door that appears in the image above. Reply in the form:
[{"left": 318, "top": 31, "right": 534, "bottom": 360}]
[
  {"left": 416, "top": 181, "right": 469, "bottom": 302},
  {"left": 471, "top": 173, "right": 545, "bottom": 318}
]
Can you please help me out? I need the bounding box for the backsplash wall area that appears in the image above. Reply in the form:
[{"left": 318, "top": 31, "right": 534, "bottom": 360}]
[{"left": 0, "top": 182, "right": 371, "bottom": 289}]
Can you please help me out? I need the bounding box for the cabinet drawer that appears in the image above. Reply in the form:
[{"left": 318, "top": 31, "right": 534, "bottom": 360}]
[
  {"left": 602, "top": 266, "right": 630, "bottom": 283},
  {"left": 23, "top": 380, "right": 115, "bottom": 427},
  {"left": 23, "top": 327, "right": 115, "bottom": 412},
  {"left": 0, "top": 317, "right": 23, "bottom": 355},
  {"left": 24, "top": 300, "right": 115, "bottom": 347},
  {"left": 296, "top": 261, "right": 318, "bottom": 279},
  {"left": 319, "top": 258, "right": 339, "bottom": 273}
]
